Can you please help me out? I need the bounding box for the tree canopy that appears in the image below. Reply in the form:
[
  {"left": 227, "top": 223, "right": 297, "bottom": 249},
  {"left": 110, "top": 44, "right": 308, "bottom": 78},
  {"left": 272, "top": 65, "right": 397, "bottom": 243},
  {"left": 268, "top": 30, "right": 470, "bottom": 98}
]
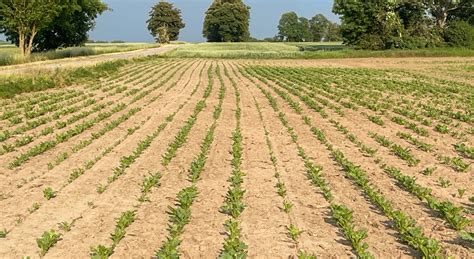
[
  {"left": 278, "top": 12, "right": 341, "bottom": 42},
  {"left": 0, "top": 0, "right": 107, "bottom": 55},
  {"left": 0, "top": 0, "right": 60, "bottom": 56},
  {"left": 203, "top": 0, "right": 250, "bottom": 42},
  {"left": 147, "top": 1, "right": 185, "bottom": 44},
  {"left": 333, "top": 0, "right": 473, "bottom": 49}
]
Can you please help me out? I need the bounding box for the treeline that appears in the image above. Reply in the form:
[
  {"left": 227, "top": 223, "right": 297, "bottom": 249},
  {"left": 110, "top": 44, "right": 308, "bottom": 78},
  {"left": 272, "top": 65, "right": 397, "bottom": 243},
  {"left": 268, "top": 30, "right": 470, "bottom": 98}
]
[
  {"left": 274, "top": 13, "right": 341, "bottom": 42},
  {"left": 334, "top": 0, "right": 474, "bottom": 49}
]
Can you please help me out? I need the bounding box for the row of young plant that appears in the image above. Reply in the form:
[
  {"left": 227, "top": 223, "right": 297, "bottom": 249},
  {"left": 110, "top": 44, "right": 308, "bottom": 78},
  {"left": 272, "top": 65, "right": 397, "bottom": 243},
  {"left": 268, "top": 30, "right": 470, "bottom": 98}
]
[
  {"left": 241, "top": 69, "right": 374, "bottom": 258},
  {"left": 48, "top": 60, "right": 198, "bottom": 170},
  {"left": 128, "top": 60, "right": 194, "bottom": 105},
  {"left": 368, "top": 132, "right": 421, "bottom": 167},
  {"left": 9, "top": 103, "right": 127, "bottom": 168},
  {"left": 0, "top": 96, "right": 96, "bottom": 137},
  {"left": 218, "top": 66, "right": 248, "bottom": 258},
  {"left": 0, "top": 96, "right": 97, "bottom": 155},
  {"left": 248, "top": 66, "right": 472, "bottom": 232},
  {"left": 9, "top": 61, "right": 192, "bottom": 168},
  {"left": 0, "top": 89, "right": 83, "bottom": 122},
  {"left": 8, "top": 64, "right": 205, "bottom": 250},
  {"left": 251, "top": 92, "right": 319, "bottom": 258},
  {"left": 251, "top": 66, "right": 471, "bottom": 175},
  {"left": 0, "top": 92, "right": 90, "bottom": 142},
  {"left": 263, "top": 66, "right": 469, "bottom": 141},
  {"left": 90, "top": 172, "right": 164, "bottom": 258},
  {"left": 86, "top": 62, "right": 150, "bottom": 92},
  {"left": 100, "top": 61, "right": 170, "bottom": 95},
  {"left": 242, "top": 65, "right": 445, "bottom": 258},
  {"left": 10, "top": 61, "right": 178, "bottom": 143},
  {"left": 289, "top": 66, "right": 470, "bottom": 126},
  {"left": 97, "top": 65, "right": 203, "bottom": 193},
  {"left": 30, "top": 63, "right": 205, "bottom": 257},
  {"left": 161, "top": 64, "right": 214, "bottom": 167},
  {"left": 156, "top": 64, "right": 225, "bottom": 258},
  {"left": 316, "top": 68, "right": 471, "bottom": 139},
  {"left": 6, "top": 61, "right": 202, "bottom": 232},
  {"left": 1, "top": 89, "right": 76, "bottom": 113},
  {"left": 94, "top": 62, "right": 158, "bottom": 92}
]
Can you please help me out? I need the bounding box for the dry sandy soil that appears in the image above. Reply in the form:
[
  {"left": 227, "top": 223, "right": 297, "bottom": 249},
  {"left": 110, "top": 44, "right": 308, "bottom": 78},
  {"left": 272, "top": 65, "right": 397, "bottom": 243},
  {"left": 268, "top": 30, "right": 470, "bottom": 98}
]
[{"left": 0, "top": 57, "right": 472, "bottom": 258}]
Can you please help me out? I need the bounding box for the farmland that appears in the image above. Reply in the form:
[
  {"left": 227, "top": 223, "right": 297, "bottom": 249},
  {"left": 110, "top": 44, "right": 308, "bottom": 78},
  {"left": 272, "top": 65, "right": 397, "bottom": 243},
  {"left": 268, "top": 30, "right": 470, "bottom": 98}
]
[
  {"left": 0, "top": 55, "right": 473, "bottom": 258},
  {"left": 0, "top": 43, "right": 160, "bottom": 67}
]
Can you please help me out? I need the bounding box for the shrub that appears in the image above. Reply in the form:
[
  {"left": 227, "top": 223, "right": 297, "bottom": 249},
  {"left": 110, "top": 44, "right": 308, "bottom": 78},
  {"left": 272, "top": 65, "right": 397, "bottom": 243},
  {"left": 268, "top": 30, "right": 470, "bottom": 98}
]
[
  {"left": 444, "top": 20, "right": 474, "bottom": 48},
  {"left": 356, "top": 34, "right": 385, "bottom": 50}
]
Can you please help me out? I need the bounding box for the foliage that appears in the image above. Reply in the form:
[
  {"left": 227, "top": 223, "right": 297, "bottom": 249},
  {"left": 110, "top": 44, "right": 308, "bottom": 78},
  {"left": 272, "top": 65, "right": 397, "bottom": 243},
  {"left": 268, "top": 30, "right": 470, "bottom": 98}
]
[
  {"left": 203, "top": 0, "right": 250, "bottom": 42},
  {"left": 333, "top": 0, "right": 454, "bottom": 49},
  {"left": 278, "top": 12, "right": 311, "bottom": 42},
  {"left": 444, "top": 20, "right": 474, "bottom": 48},
  {"left": 147, "top": 1, "right": 185, "bottom": 43},
  {"left": 0, "top": 0, "right": 60, "bottom": 56},
  {"left": 309, "top": 13, "right": 342, "bottom": 42},
  {"left": 31, "top": 0, "right": 108, "bottom": 51},
  {"left": 36, "top": 230, "right": 61, "bottom": 256}
]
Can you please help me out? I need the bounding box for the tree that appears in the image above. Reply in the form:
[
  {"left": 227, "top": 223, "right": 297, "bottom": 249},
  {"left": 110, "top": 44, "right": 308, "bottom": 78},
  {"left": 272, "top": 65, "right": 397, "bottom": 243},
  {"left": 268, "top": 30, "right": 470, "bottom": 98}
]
[
  {"left": 203, "top": 0, "right": 250, "bottom": 42},
  {"left": 448, "top": 0, "right": 474, "bottom": 25},
  {"left": 309, "top": 14, "right": 330, "bottom": 42},
  {"left": 278, "top": 12, "right": 310, "bottom": 42},
  {"left": 425, "top": 0, "right": 464, "bottom": 29},
  {"left": 34, "top": 0, "right": 108, "bottom": 51},
  {"left": 333, "top": 0, "right": 425, "bottom": 49},
  {"left": 0, "top": 0, "right": 60, "bottom": 56},
  {"left": 147, "top": 1, "right": 185, "bottom": 44},
  {"left": 298, "top": 17, "right": 312, "bottom": 42},
  {"left": 444, "top": 20, "right": 474, "bottom": 47},
  {"left": 0, "top": 0, "right": 108, "bottom": 53},
  {"left": 326, "top": 22, "right": 342, "bottom": 42}
]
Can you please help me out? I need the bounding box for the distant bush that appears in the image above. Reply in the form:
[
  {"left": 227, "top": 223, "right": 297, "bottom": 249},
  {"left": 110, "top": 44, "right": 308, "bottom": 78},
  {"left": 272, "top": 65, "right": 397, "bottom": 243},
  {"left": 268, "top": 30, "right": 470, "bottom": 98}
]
[
  {"left": 444, "top": 21, "right": 474, "bottom": 48},
  {"left": 111, "top": 40, "right": 125, "bottom": 43}
]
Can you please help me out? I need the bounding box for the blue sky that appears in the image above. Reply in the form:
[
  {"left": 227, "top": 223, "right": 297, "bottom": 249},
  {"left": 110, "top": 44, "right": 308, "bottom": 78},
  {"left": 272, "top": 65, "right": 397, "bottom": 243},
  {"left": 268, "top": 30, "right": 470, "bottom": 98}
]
[{"left": 89, "top": 0, "right": 337, "bottom": 42}]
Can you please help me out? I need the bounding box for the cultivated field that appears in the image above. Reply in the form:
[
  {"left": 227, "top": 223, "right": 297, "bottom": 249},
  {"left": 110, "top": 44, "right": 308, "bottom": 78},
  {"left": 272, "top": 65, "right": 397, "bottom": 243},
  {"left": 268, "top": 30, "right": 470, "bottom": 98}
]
[{"left": 0, "top": 57, "right": 473, "bottom": 258}]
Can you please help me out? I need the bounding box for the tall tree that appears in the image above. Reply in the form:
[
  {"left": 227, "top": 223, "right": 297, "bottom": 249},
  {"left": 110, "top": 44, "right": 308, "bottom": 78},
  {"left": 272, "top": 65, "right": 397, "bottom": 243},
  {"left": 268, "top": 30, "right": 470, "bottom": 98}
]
[
  {"left": 309, "top": 14, "right": 330, "bottom": 42},
  {"left": 333, "top": 0, "right": 413, "bottom": 49},
  {"left": 0, "top": 0, "right": 60, "bottom": 56},
  {"left": 203, "top": 0, "right": 250, "bottom": 42},
  {"left": 278, "top": 12, "right": 310, "bottom": 42},
  {"left": 326, "top": 22, "right": 342, "bottom": 42},
  {"left": 34, "top": 0, "right": 108, "bottom": 51},
  {"left": 0, "top": 0, "right": 108, "bottom": 53},
  {"left": 147, "top": 1, "right": 185, "bottom": 44}
]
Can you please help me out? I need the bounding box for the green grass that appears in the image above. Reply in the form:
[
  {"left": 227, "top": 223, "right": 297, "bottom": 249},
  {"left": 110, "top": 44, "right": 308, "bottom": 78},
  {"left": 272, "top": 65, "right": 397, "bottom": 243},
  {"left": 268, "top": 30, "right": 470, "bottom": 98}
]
[
  {"left": 0, "top": 43, "right": 158, "bottom": 66},
  {"left": 161, "top": 42, "right": 474, "bottom": 59},
  {"left": 0, "top": 59, "right": 130, "bottom": 99}
]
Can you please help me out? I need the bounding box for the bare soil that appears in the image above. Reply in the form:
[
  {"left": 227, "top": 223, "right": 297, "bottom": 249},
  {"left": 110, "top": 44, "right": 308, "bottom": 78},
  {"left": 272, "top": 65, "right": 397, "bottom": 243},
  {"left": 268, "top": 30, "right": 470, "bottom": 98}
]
[{"left": 0, "top": 57, "right": 472, "bottom": 258}]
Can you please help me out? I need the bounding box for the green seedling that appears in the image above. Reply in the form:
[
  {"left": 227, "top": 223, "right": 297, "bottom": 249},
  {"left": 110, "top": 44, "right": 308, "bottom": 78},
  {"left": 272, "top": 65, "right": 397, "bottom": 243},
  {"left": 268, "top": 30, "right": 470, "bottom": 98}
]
[
  {"left": 36, "top": 230, "right": 61, "bottom": 256},
  {"left": 43, "top": 187, "right": 56, "bottom": 200}
]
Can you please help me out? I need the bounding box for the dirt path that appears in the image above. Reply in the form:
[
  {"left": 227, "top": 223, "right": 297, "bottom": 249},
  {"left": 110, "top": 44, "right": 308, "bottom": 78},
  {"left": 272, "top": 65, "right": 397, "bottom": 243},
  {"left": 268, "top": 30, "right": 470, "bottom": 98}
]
[{"left": 0, "top": 45, "right": 178, "bottom": 76}]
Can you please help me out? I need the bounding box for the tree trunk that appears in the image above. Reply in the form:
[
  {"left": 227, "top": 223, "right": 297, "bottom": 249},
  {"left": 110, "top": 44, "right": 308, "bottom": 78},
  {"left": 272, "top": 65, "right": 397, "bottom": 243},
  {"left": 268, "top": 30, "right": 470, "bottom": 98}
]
[
  {"left": 437, "top": 12, "right": 448, "bottom": 29},
  {"left": 18, "top": 32, "right": 26, "bottom": 57},
  {"left": 25, "top": 25, "right": 37, "bottom": 57}
]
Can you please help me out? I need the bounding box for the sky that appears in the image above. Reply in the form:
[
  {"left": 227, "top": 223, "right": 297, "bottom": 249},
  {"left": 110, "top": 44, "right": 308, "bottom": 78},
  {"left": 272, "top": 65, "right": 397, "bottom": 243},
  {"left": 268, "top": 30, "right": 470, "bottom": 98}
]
[{"left": 89, "top": 0, "right": 338, "bottom": 42}]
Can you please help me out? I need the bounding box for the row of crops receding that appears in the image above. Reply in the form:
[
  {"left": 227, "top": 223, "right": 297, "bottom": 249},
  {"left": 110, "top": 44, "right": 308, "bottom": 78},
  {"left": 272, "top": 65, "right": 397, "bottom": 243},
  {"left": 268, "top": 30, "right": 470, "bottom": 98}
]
[{"left": 0, "top": 58, "right": 472, "bottom": 258}]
